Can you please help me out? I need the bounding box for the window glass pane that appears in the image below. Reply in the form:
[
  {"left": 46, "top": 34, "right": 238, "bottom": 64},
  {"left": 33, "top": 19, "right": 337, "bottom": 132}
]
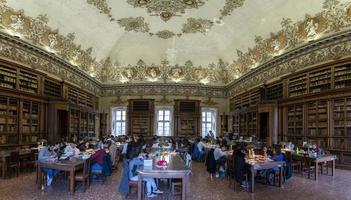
[
  {"left": 158, "top": 110, "right": 164, "bottom": 120},
  {"left": 122, "top": 111, "right": 126, "bottom": 120},
  {"left": 116, "top": 111, "right": 121, "bottom": 120}
]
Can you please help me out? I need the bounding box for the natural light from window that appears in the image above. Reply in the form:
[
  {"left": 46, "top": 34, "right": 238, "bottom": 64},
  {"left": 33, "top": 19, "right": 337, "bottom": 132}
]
[
  {"left": 201, "top": 108, "right": 217, "bottom": 138},
  {"left": 111, "top": 107, "right": 126, "bottom": 136},
  {"left": 156, "top": 108, "right": 171, "bottom": 136}
]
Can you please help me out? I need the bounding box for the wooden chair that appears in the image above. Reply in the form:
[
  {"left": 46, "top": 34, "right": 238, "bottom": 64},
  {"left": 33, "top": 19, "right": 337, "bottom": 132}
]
[
  {"left": 74, "top": 158, "right": 91, "bottom": 192},
  {"left": 20, "top": 152, "right": 36, "bottom": 172},
  {"left": 285, "top": 151, "right": 301, "bottom": 173},
  {"left": 90, "top": 165, "right": 106, "bottom": 184},
  {"left": 171, "top": 152, "right": 192, "bottom": 196},
  {"left": 7, "top": 151, "right": 20, "bottom": 178},
  {"left": 301, "top": 155, "right": 315, "bottom": 179}
]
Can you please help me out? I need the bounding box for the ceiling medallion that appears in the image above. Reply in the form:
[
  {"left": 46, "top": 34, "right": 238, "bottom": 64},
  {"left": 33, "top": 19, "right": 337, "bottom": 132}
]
[
  {"left": 126, "top": 0, "right": 207, "bottom": 22},
  {"left": 86, "top": 0, "right": 246, "bottom": 39}
]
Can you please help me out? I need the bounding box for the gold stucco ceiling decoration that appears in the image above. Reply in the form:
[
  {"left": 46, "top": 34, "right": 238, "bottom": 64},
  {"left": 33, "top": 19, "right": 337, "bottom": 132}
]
[
  {"left": 85, "top": 0, "right": 246, "bottom": 39},
  {"left": 126, "top": 0, "right": 207, "bottom": 22}
]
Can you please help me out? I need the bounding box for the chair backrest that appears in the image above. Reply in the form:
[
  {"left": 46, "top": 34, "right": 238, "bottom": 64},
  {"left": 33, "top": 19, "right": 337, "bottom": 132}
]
[
  {"left": 184, "top": 152, "right": 192, "bottom": 169},
  {"left": 285, "top": 151, "right": 293, "bottom": 163},
  {"left": 301, "top": 155, "right": 312, "bottom": 167},
  {"left": 9, "top": 151, "right": 19, "bottom": 164},
  {"left": 83, "top": 158, "right": 92, "bottom": 177}
]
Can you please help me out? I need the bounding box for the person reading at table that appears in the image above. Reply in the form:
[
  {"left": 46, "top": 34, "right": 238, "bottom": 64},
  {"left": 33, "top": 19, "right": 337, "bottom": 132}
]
[
  {"left": 129, "top": 152, "right": 163, "bottom": 198},
  {"left": 258, "top": 145, "right": 284, "bottom": 184},
  {"left": 286, "top": 140, "right": 295, "bottom": 151},
  {"left": 38, "top": 141, "right": 59, "bottom": 186},
  {"left": 233, "top": 144, "right": 248, "bottom": 188},
  {"left": 126, "top": 134, "right": 143, "bottom": 160},
  {"left": 91, "top": 147, "right": 107, "bottom": 174},
  {"left": 214, "top": 141, "right": 231, "bottom": 174}
]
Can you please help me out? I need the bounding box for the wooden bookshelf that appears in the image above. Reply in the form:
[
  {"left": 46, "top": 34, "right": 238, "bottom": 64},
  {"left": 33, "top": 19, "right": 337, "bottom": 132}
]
[
  {"left": 0, "top": 65, "right": 17, "bottom": 90},
  {"left": 334, "top": 64, "right": 351, "bottom": 89},
  {"left": 288, "top": 74, "right": 308, "bottom": 97},
  {"left": 308, "top": 68, "right": 332, "bottom": 93},
  {"left": 128, "top": 99, "right": 154, "bottom": 136},
  {"left": 68, "top": 86, "right": 95, "bottom": 109},
  {"left": 0, "top": 96, "right": 18, "bottom": 145},
  {"left": 174, "top": 100, "right": 200, "bottom": 136},
  {"left": 331, "top": 98, "right": 351, "bottom": 151},
  {"left": 19, "top": 70, "right": 39, "bottom": 94},
  {"left": 69, "top": 108, "right": 96, "bottom": 140},
  {"left": 99, "top": 113, "right": 108, "bottom": 137},
  {"left": 265, "top": 83, "right": 283, "bottom": 100},
  {"left": 21, "top": 100, "right": 40, "bottom": 144},
  {"left": 44, "top": 79, "right": 62, "bottom": 98}
]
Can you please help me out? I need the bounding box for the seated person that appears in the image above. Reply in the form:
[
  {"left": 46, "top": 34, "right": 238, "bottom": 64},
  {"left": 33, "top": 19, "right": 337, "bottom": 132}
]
[
  {"left": 129, "top": 152, "right": 163, "bottom": 198},
  {"left": 233, "top": 144, "right": 248, "bottom": 188},
  {"left": 126, "top": 134, "right": 143, "bottom": 160},
  {"left": 38, "top": 142, "right": 59, "bottom": 186},
  {"left": 286, "top": 140, "right": 295, "bottom": 150},
  {"left": 63, "top": 142, "right": 80, "bottom": 157},
  {"left": 258, "top": 145, "right": 284, "bottom": 184},
  {"left": 193, "top": 138, "right": 205, "bottom": 160},
  {"left": 91, "top": 147, "right": 107, "bottom": 172},
  {"left": 261, "top": 145, "right": 274, "bottom": 158},
  {"left": 213, "top": 142, "right": 230, "bottom": 172}
]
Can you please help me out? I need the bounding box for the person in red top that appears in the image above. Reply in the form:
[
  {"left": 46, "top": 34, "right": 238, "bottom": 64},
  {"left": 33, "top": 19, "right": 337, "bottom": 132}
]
[{"left": 91, "top": 148, "right": 107, "bottom": 171}]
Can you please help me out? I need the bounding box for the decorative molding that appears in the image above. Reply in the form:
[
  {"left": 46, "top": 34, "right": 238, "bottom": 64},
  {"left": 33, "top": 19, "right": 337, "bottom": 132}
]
[
  {"left": 110, "top": 96, "right": 127, "bottom": 105},
  {"left": 201, "top": 97, "right": 218, "bottom": 106},
  {"left": 156, "top": 95, "right": 173, "bottom": 105},
  {"left": 101, "top": 83, "right": 227, "bottom": 98}
]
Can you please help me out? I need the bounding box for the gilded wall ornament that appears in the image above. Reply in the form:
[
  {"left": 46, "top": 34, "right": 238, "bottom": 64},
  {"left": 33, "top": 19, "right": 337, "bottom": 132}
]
[{"left": 117, "top": 17, "right": 149, "bottom": 32}]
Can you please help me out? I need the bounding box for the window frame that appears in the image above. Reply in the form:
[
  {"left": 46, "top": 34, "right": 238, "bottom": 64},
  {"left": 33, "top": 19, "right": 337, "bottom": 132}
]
[
  {"left": 155, "top": 106, "right": 172, "bottom": 136},
  {"left": 201, "top": 108, "right": 217, "bottom": 138},
  {"left": 111, "top": 107, "right": 127, "bottom": 136}
]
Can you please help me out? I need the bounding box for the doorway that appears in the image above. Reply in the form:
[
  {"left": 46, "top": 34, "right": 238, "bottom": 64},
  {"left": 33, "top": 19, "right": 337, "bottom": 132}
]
[
  {"left": 259, "top": 112, "right": 269, "bottom": 143},
  {"left": 57, "top": 110, "right": 68, "bottom": 140}
]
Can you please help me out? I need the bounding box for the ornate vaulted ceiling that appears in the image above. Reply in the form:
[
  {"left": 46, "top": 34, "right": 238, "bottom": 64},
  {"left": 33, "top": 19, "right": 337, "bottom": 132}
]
[{"left": 0, "top": 0, "right": 351, "bottom": 86}]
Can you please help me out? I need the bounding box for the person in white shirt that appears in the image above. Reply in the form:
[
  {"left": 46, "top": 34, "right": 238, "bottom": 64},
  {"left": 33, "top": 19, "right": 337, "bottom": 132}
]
[
  {"left": 213, "top": 142, "right": 232, "bottom": 173},
  {"left": 286, "top": 140, "right": 295, "bottom": 150}
]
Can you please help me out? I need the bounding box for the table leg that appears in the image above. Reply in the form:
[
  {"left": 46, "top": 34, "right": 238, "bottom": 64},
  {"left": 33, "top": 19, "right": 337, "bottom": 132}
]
[
  {"left": 70, "top": 170, "right": 75, "bottom": 194},
  {"left": 182, "top": 175, "right": 189, "bottom": 200},
  {"left": 279, "top": 166, "right": 283, "bottom": 187},
  {"left": 137, "top": 175, "right": 142, "bottom": 200},
  {"left": 3, "top": 160, "right": 7, "bottom": 179},
  {"left": 250, "top": 168, "right": 255, "bottom": 193},
  {"left": 315, "top": 160, "right": 318, "bottom": 181},
  {"left": 38, "top": 164, "right": 43, "bottom": 190},
  {"left": 332, "top": 160, "right": 335, "bottom": 176}
]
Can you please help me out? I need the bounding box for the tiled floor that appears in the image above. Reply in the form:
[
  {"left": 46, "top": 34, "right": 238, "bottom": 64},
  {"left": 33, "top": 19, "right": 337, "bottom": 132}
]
[{"left": 0, "top": 162, "right": 351, "bottom": 200}]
